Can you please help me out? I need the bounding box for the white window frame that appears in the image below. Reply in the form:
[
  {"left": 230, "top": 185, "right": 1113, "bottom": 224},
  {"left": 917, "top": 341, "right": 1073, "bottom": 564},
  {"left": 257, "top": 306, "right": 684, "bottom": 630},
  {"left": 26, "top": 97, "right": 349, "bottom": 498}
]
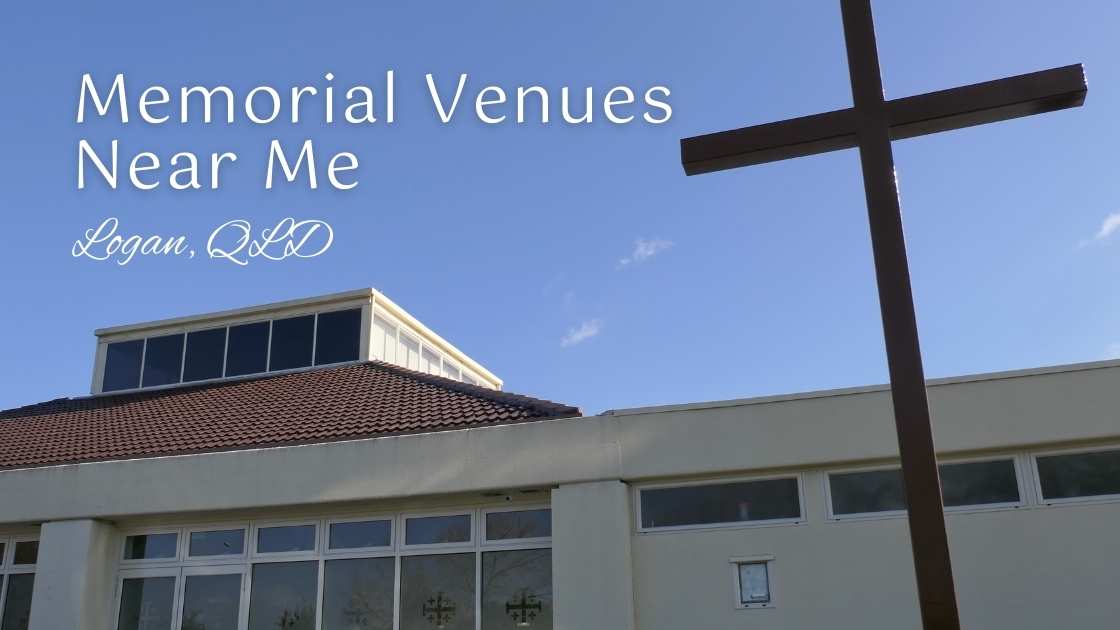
[
  {"left": 250, "top": 519, "right": 320, "bottom": 562},
  {"left": 179, "top": 564, "right": 249, "bottom": 630},
  {"left": 118, "top": 528, "right": 184, "bottom": 567},
  {"left": 113, "top": 566, "right": 182, "bottom": 630},
  {"left": 323, "top": 515, "right": 396, "bottom": 557},
  {"left": 112, "top": 505, "right": 553, "bottom": 630},
  {"left": 729, "top": 554, "right": 776, "bottom": 610},
  {"left": 634, "top": 474, "right": 807, "bottom": 534},
  {"left": 1030, "top": 444, "right": 1120, "bottom": 507},
  {"left": 0, "top": 533, "right": 39, "bottom": 627},
  {"left": 823, "top": 456, "right": 1027, "bottom": 522},
  {"left": 480, "top": 505, "right": 553, "bottom": 548},
  {"left": 183, "top": 523, "right": 250, "bottom": 565},
  {"left": 399, "top": 510, "right": 475, "bottom": 552}
]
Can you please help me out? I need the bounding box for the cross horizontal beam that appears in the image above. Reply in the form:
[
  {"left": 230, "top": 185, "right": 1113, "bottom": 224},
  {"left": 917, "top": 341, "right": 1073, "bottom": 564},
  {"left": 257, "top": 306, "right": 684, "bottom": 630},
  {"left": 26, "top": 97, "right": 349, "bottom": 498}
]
[{"left": 681, "top": 64, "right": 1086, "bottom": 175}]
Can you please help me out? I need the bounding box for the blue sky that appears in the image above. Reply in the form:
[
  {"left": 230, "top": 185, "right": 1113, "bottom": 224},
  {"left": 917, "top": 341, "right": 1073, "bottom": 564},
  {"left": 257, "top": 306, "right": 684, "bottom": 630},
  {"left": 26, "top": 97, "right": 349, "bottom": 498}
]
[{"left": 0, "top": 1, "right": 1117, "bottom": 414}]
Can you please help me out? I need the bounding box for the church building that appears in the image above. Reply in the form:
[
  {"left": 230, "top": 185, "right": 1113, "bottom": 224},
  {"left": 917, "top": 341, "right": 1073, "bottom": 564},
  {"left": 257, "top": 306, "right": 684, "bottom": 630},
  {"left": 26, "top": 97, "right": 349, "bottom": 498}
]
[{"left": 0, "top": 288, "right": 1117, "bottom": 630}]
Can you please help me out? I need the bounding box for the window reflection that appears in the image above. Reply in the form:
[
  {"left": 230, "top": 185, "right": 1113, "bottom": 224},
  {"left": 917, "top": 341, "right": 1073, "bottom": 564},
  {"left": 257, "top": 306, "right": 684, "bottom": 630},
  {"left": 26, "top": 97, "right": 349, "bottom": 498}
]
[
  {"left": 11, "top": 542, "right": 37, "bottom": 566},
  {"left": 322, "top": 557, "right": 395, "bottom": 630},
  {"left": 829, "top": 469, "right": 907, "bottom": 515},
  {"left": 315, "top": 309, "right": 362, "bottom": 366},
  {"left": 1038, "top": 449, "right": 1120, "bottom": 500},
  {"left": 0, "top": 574, "right": 34, "bottom": 630},
  {"left": 142, "top": 334, "right": 184, "bottom": 388},
  {"left": 180, "top": 573, "right": 241, "bottom": 630},
  {"left": 641, "top": 478, "right": 801, "bottom": 528},
  {"left": 481, "top": 549, "right": 552, "bottom": 630},
  {"left": 269, "top": 315, "right": 314, "bottom": 372},
  {"left": 485, "top": 510, "right": 551, "bottom": 541},
  {"left": 400, "top": 554, "right": 475, "bottom": 630},
  {"left": 405, "top": 515, "right": 471, "bottom": 546},
  {"left": 183, "top": 328, "right": 226, "bottom": 383},
  {"left": 103, "top": 340, "right": 144, "bottom": 392},
  {"left": 189, "top": 530, "right": 244, "bottom": 557},
  {"left": 257, "top": 525, "right": 315, "bottom": 553},
  {"left": 225, "top": 322, "right": 270, "bottom": 377},
  {"left": 329, "top": 521, "right": 391, "bottom": 550},
  {"left": 248, "top": 562, "right": 317, "bottom": 630},
  {"left": 118, "top": 576, "right": 176, "bottom": 630},
  {"left": 124, "top": 534, "right": 178, "bottom": 561}
]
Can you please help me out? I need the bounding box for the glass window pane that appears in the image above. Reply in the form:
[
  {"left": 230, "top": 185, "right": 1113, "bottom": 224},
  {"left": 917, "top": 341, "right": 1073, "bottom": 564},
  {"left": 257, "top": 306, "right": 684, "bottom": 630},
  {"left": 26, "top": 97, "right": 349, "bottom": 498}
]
[
  {"left": 486, "top": 509, "right": 551, "bottom": 540},
  {"left": 329, "top": 520, "right": 391, "bottom": 550},
  {"left": 225, "top": 322, "right": 270, "bottom": 377},
  {"left": 103, "top": 339, "right": 144, "bottom": 392},
  {"left": 939, "top": 460, "right": 1020, "bottom": 507},
  {"left": 405, "top": 515, "right": 471, "bottom": 545},
  {"left": 269, "top": 315, "right": 314, "bottom": 372},
  {"left": 12, "top": 541, "right": 37, "bottom": 565},
  {"left": 180, "top": 573, "right": 241, "bottom": 630},
  {"left": 0, "top": 574, "right": 34, "bottom": 630},
  {"left": 322, "top": 557, "right": 395, "bottom": 630},
  {"left": 315, "top": 309, "right": 362, "bottom": 366},
  {"left": 1037, "top": 449, "right": 1120, "bottom": 500},
  {"left": 0, "top": 543, "right": 5, "bottom": 563},
  {"left": 257, "top": 525, "right": 315, "bottom": 553},
  {"left": 640, "top": 479, "right": 801, "bottom": 528},
  {"left": 829, "top": 469, "right": 907, "bottom": 516},
  {"left": 142, "top": 334, "right": 184, "bottom": 388},
  {"left": 248, "top": 562, "right": 317, "bottom": 630},
  {"left": 189, "top": 529, "right": 245, "bottom": 557},
  {"left": 481, "top": 549, "right": 552, "bottom": 630},
  {"left": 400, "top": 554, "right": 475, "bottom": 630},
  {"left": 123, "top": 534, "right": 178, "bottom": 561},
  {"left": 738, "top": 563, "right": 770, "bottom": 604},
  {"left": 118, "top": 576, "right": 176, "bottom": 630},
  {"left": 183, "top": 328, "right": 227, "bottom": 383}
]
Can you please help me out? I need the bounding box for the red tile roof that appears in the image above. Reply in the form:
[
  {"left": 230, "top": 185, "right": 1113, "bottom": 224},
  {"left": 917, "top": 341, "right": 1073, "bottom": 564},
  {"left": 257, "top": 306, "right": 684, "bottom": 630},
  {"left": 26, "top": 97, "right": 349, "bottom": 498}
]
[{"left": 0, "top": 362, "right": 580, "bottom": 470}]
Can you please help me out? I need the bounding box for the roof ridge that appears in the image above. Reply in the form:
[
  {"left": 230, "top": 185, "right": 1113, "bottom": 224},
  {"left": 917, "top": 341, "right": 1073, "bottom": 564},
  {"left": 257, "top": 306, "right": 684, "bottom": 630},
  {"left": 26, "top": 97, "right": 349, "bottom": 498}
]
[{"left": 362, "top": 360, "right": 581, "bottom": 418}]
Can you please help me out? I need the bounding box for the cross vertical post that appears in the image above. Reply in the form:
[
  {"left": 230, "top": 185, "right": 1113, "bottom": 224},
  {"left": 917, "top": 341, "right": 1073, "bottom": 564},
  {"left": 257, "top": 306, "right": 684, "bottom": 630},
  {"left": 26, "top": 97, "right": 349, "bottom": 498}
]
[
  {"left": 679, "top": 0, "right": 1087, "bottom": 628},
  {"left": 840, "top": 1, "right": 960, "bottom": 627}
]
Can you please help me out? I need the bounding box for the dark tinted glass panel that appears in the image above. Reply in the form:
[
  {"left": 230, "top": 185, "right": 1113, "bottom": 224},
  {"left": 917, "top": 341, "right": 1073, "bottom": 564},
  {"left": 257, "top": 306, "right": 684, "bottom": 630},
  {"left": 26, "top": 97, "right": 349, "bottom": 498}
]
[
  {"left": 400, "top": 554, "right": 475, "bottom": 630},
  {"left": 248, "top": 562, "right": 317, "bottom": 630},
  {"left": 225, "top": 322, "right": 270, "bottom": 377},
  {"left": 1037, "top": 449, "right": 1120, "bottom": 500},
  {"left": 189, "top": 529, "right": 245, "bottom": 557},
  {"left": 329, "top": 520, "right": 391, "bottom": 550},
  {"left": 12, "top": 541, "right": 37, "bottom": 565},
  {"left": 322, "top": 558, "right": 395, "bottom": 630},
  {"left": 141, "top": 334, "right": 184, "bottom": 387},
  {"left": 940, "top": 460, "right": 1020, "bottom": 507},
  {"left": 1, "top": 574, "right": 34, "bottom": 630},
  {"left": 258, "top": 525, "right": 315, "bottom": 553},
  {"left": 118, "top": 576, "right": 176, "bottom": 630},
  {"left": 640, "top": 478, "right": 801, "bottom": 528},
  {"left": 829, "top": 469, "right": 907, "bottom": 515},
  {"left": 315, "top": 309, "right": 362, "bottom": 365},
  {"left": 486, "top": 509, "right": 551, "bottom": 540},
  {"left": 269, "top": 315, "right": 314, "bottom": 371},
  {"left": 103, "top": 339, "right": 144, "bottom": 392},
  {"left": 123, "top": 533, "right": 178, "bottom": 560},
  {"left": 481, "top": 549, "right": 552, "bottom": 630},
  {"left": 405, "top": 515, "right": 471, "bottom": 545},
  {"left": 181, "top": 573, "right": 241, "bottom": 630},
  {"left": 183, "top": 328, "right": 227, "bottom": 383}
]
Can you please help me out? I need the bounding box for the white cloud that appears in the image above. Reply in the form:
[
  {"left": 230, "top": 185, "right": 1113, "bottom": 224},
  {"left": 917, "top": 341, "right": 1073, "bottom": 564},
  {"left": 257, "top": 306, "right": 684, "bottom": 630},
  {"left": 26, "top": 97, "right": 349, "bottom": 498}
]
[
  {"left": 1096, "top": 213, "right": 1120, "bottom": 241},
  {"left": 618, "top": 238, "right": 673, "bottom": 268},
  {"left": 560, "top": 319, "right": 602, "bottom": 348},
  {"left": 1082, "top": 212, "right": 1120, "bottom": 248}
]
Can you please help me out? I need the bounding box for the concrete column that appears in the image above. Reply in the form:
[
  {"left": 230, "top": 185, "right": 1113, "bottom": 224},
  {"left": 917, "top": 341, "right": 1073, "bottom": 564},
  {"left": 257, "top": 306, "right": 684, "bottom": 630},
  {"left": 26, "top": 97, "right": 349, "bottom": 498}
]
[
  {"left": 29, "top": 519, "right": 118, "bottom": 630},
  {"left": 552, "top": 480, "right": 636, "bottom": 630}
]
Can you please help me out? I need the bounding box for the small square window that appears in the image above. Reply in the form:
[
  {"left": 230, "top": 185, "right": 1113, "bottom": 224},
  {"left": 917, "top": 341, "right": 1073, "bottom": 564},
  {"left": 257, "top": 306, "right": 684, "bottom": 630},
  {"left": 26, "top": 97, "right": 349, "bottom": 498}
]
[
  {"left": 733, "top": 560, "right": 773, "bottom": 608},
  {"left": 12, "top": 540, "right": 38, "bottom": 565}
]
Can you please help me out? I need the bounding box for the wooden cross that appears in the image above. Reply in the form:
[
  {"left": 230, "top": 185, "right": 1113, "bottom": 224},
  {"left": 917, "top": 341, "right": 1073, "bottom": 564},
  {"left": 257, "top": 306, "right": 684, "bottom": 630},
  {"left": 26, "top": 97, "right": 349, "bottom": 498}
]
[{"left": 679, "top": 2, "right": 1086, "bottom": 629}]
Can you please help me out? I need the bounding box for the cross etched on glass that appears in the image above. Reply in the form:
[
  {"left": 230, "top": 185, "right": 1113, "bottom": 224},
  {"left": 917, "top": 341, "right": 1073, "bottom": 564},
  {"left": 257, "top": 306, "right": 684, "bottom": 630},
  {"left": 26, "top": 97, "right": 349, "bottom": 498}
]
[{"left": 422, "top": 592, "right": 457, "bottom": 629}]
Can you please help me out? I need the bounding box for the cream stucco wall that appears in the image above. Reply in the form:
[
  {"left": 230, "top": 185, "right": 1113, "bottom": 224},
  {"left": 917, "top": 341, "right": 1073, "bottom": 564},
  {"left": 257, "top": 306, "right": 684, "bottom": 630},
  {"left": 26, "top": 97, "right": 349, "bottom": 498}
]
[{"left": 1, "top": 359, "right": 1118, "bottom": 629}]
